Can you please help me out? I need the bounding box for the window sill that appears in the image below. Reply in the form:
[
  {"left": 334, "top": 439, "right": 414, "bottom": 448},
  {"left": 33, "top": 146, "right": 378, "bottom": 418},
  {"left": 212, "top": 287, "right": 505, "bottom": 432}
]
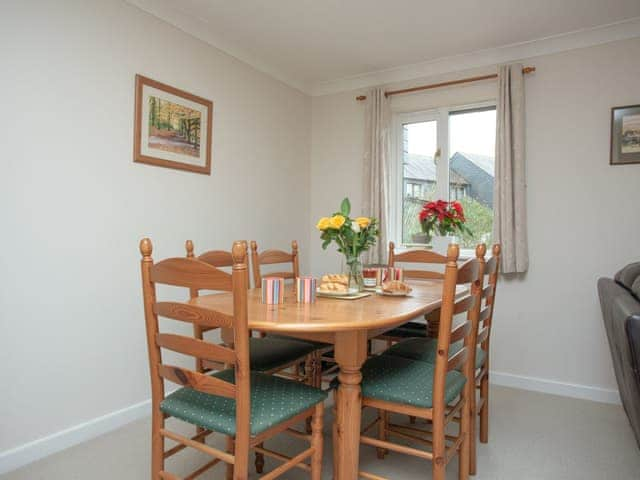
[{"left": 398, "top": 243, "right": 474, "bottom": 260}]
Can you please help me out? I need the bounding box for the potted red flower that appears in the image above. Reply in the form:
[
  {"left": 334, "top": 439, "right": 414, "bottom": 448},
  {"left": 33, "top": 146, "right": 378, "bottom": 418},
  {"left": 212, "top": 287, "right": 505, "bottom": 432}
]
[{"left": 413, "top": 200, "right": 473, "bottom": 247}]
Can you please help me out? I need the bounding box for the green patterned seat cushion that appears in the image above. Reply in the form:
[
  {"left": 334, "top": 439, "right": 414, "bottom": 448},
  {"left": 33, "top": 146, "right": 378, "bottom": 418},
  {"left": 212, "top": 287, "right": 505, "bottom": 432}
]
[
  {"left": 384, "top": 337, "right": 487, "bottom": 369},
  {"left": 249, "top": 337, "right": 316, "bottom": 372},
  {"left": 361, "top": 355, "right": 466, "bottom": 409},
  {"left": 160, "top": 370, "right": 327, "bottom": 437}
]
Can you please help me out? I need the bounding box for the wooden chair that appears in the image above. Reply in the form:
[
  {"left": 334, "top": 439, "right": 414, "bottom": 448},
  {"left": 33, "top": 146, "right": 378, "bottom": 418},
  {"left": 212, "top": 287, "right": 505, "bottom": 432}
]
[
  {"left": 250, "top": 240, "right": 300, "bottom": 287},
  {"left": 375, "top": 241, "right": 448, "bottom": 347},
  {"left": 380, "top": 244, "right": 500, "bottom": 475},
  {"left": 250, "top": 240, "right": 333, "bottom": 388},
  {"left": 353, "top": 244, "right": 482, "bottom": 480},
  {"left": 140, "top": 238, "right": 326, "bottom": 480},
  {"left": 477, "top": 245, "right": 501, "bottom": 448},
  {"left": 186, "top": 240, "right": 316, "bottom": 386}
]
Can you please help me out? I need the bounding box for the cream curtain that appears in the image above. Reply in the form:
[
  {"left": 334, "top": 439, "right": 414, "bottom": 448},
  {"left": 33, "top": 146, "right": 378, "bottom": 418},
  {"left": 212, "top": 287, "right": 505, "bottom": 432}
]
[
  {"left": 493, "top": 63, "right": 529, "bottom": 273},
  {"left": 362, "top": 88, "right": 391, "bottom": 264}
]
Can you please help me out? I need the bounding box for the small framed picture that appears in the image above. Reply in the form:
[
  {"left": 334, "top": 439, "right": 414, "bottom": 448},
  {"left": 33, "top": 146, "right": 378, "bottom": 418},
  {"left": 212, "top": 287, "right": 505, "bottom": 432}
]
[
  {"left": 610, "top": 104, "right": 640, "bottom": 165},
  {"left": 134, "top": 75, "right": 213, "bottom": 174}
]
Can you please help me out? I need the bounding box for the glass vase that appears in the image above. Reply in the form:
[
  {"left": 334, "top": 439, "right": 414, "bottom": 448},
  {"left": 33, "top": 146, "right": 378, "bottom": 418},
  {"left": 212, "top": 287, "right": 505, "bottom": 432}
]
[{"left": 344, "top": 255, "right": 364, "bottom": 292}]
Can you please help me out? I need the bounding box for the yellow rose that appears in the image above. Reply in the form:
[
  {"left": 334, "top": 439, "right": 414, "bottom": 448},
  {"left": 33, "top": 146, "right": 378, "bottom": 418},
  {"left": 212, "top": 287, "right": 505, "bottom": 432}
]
[
  {"left": 329, "top": 214, "right": 346, "bottom": 229},
  {"left": 355, "top": 217, "right": 371, "bottom": 229},
  {"left": 316, "top": 217, "right": 331, "bottom": 230}
]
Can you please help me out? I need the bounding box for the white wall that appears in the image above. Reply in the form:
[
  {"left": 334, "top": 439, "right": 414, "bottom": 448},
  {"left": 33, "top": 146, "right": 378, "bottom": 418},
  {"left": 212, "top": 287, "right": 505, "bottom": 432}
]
[
  {"left": 310, "top": 37, "right": 640, "bottom": 396},
  {"left": 0, "top": 0, "right": 310, "bottom": 455}
]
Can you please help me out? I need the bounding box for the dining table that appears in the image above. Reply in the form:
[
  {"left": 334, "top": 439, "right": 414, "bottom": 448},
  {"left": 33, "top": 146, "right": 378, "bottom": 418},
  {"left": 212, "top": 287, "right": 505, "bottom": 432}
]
[{"left": 190, "top": 279, "right": 464, "bottom": 479}]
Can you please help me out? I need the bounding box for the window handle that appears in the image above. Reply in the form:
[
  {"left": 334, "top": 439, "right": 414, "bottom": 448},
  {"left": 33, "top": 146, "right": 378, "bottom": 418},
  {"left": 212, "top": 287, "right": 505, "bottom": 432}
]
[{"left": 434, "top": 147, "right": 441, "bottom": 164}]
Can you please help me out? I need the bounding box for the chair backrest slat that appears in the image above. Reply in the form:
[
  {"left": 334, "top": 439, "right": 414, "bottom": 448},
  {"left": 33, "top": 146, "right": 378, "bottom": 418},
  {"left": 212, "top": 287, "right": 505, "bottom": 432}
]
[
  {"left": 154, "top": 301, "right": 233, "bottom": 329},
  {"left": 478, "top": 306, "right": 491, "bottom": 324},
  {"left": 156, "top": 333, "right": 236, "bottom": 365},
  {"left": 258, "top": 250, "right": 294, "bottom": 265},
  {"left": 197, "top": 250, "right": 234, "bottom": 268},
  {"left": 151, "top": 258, "right": 232, "bottom": 291},
  {"left": 388, "top": 241, "right": 447, "bottom": 281},
  {"left": 485, "top": 256, "right": 498, "bottom": 276},
  {"left": 158, "top": 364, "right": 236, "bottom": 398},
  {"left": 250, "top": 240, "right": 299, "bottom": 288},
  {"left": 449, "top": 319, "right": 471, "bottom": 343},
  {"left": 447, "top": 346, "right": 469, "bottom": 372},
  {"left": 482, "top": 284, "right": 494, "bottom": 301},
  {"left": 402, "top": 269, "right": 445, "bottom": 280},
  {"left": 455, "top": 258, "right": 480, "bottom": 284},
  {"left": 453, "top": 294, "right": 476, "bottom": 315},
  {"left": 390, "top": 247, "right": 448, "bottom": 265},
  {"left": 477, "top": 326, "right": 489, "bottom": 344}
]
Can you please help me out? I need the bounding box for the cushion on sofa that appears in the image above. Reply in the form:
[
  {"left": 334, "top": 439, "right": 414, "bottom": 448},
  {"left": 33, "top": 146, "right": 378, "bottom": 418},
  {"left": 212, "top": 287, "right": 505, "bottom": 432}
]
[
  {"left": 615, "top": 262, "right": 640, "bottom": 298},
  {"left": 632, "top": 277, "right": 640, "bottom": 302}
]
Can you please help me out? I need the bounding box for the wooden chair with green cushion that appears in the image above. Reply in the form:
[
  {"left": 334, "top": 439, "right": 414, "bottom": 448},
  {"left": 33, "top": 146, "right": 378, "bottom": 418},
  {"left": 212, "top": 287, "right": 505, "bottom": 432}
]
[
  {"left": 140, "top": 238, "right": 326, "bottom": 480},
  {"left": 374, "top": 241, "right": 448, "bottom": 347},
  {"left": 250, "top": 240, "right": 333, "bottom": 388},
  {"left": 186, "top": 240, "right": 317, "bottom": 386},
  {"left": 354, "top": 244, "right": 483, "bottom": 480},
  {"left": 382, "top": 243, "right": 501, "bottom": 475}
]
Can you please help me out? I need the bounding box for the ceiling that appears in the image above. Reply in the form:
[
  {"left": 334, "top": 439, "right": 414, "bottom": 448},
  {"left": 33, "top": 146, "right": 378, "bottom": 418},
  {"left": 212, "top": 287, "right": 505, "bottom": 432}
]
[{"left": 130, "top": 0, "right": 640, "bottom": 94}]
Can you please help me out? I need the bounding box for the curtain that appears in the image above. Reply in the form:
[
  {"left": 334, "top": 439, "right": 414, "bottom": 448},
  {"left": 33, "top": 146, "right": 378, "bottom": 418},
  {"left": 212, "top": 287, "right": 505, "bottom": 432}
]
[
  {"left": 493, "top": 63, "right": 529, "bottom": 273},
  {"left": 362, "top": 88, "right": 391, "bottom": 264}
]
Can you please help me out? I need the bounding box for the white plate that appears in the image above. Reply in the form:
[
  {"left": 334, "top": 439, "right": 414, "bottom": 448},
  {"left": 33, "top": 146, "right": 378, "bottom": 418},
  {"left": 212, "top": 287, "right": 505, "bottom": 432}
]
[
  {"left": 375, "top": 288, "right": 412, "bottom": 297},
  {"left": 316, "top": 287, "right": 360, "bottom": 297}
]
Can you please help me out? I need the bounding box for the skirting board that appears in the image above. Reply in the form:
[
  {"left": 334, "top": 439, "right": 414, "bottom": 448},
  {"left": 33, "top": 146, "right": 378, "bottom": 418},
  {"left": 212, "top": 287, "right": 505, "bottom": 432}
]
[
  {"left": 0, "top": 398, "right": 151, "bottom": 475},
  {"left": 0, "top": 371, "right": 621, "bottom": 475},
  {"left": 490, "top": 370, "right": 621, "bottom": 405}
]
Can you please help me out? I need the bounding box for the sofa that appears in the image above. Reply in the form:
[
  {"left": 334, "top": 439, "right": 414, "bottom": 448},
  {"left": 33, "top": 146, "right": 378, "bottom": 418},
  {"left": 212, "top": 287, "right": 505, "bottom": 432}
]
[{"left": 598, "top": 262, "right": 640, "bottom": 449}]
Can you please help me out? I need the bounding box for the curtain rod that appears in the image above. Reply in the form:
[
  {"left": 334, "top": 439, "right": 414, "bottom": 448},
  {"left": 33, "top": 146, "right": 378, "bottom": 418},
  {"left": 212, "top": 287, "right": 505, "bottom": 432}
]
[{"left": 355, "top": 66, "right": 535, "bottom": 101}]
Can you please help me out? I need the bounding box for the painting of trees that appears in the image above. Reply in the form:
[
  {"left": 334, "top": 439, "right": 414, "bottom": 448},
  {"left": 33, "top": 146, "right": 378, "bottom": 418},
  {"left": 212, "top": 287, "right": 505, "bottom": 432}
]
[{"left": 147, "top": 96, "right": 202, "bottom": 157}]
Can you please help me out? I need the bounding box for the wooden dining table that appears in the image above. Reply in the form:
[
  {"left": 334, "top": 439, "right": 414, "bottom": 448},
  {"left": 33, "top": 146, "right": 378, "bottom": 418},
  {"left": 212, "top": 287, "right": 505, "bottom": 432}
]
[{"left": 190, "top": 279, "right": 462, "bottom": 479}]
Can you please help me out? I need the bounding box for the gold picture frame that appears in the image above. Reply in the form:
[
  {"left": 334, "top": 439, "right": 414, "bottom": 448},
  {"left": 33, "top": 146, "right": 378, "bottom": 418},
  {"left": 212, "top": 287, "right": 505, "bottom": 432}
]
[
  {"left": 134, "top": 75, "right": 213, "bottom": 174},
  {"left": 610, "top": 104, "right": 640, "bottom": 166}
]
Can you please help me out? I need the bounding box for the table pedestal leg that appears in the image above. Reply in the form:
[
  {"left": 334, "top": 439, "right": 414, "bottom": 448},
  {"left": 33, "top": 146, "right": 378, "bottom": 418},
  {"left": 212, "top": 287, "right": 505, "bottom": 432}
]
[{"left": 334, "top": 331, "right": 367, "bottom": 480}]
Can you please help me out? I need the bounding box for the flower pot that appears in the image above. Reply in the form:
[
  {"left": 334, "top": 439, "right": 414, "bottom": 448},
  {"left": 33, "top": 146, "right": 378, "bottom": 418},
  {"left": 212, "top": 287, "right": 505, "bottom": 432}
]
[
  {"left": 432, "top": 235, "right": 456, "bottom": 255},
  {"left": 412, "top": 232, "right": 432, "bottom": 245}
]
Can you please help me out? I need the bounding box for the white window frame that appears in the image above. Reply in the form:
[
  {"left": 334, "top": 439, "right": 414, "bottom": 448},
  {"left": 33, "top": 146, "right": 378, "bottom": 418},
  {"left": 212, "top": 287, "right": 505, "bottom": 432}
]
[{"left": 390, "top": 100, "right": 496, "bottom": 253}]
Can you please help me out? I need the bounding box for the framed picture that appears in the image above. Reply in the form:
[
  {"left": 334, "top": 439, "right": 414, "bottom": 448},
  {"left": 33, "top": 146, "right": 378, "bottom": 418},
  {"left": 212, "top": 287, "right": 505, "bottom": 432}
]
[
  {"left": 134, "top": 75, "right": 213, "bottom": 174},
  {"left": 610, "top": 104, "right": 640, "bottom": 165}
]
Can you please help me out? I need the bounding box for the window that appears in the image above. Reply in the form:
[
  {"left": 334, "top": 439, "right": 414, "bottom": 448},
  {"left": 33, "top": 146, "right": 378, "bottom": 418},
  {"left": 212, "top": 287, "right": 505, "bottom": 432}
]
[{"left": 393, "top": 104, "right": 496, "bottom": 249}]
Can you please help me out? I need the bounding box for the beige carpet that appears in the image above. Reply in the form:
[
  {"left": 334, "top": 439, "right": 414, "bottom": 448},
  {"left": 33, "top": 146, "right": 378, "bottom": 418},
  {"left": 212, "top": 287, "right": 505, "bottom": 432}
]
[{"left": 2, "top": 386, "right": 639, "bottom": 479}]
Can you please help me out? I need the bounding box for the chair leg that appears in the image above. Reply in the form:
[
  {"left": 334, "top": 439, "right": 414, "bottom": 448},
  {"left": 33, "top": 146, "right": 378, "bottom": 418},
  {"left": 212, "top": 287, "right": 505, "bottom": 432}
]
[
  {"left": 458, "top": 398, "right": 470, "bottom": 480},
  {"left": 311, "top": 403, "right": 324, "bottom": 480},
  {"left": 332, "top": 390, "right": 339, "bottom": 480},
  {"left": 225, "top": 436, "right": 234, "bottom": 480},
  {"left": 233, "top": 435, "right": 249, "bottom": 480},
  {"left": 376, "top": 409, "right": 388, "bottom": 459},
  {"left": 479, "top": 371, "right": 489, "bottom": 443},
  {"left": 432, "top": 415, "right": 446, "bottom": 480},
  {"left": 304, "top": 354, "right": 319, "bottom": 434},
  {"left": 151, "top": 411, "right": 164, "bottom": 480},
  {"left": 254, "top": 442, "right": 265, "bottom": 474},
  {"left": 469, "top": 381, "right": 477, "bottom": 475}
]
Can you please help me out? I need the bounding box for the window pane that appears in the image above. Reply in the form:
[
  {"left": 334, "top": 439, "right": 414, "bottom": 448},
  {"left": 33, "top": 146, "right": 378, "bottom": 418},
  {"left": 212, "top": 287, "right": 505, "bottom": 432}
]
[
  {"left": 402, "top": 121, "right": 437, "bottom": 244},
  {"left": 448, "top": 108, "right": 496, "bottom": 248}
]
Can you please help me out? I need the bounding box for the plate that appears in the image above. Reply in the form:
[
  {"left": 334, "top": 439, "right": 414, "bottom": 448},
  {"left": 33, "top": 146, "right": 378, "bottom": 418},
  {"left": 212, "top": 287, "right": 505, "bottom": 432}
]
[
  {"left": 316, "top": 287, "right": 360, "bottom": 297},
  {"left": 376, "top": 288, "right": 412, "bottom": 297}
]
